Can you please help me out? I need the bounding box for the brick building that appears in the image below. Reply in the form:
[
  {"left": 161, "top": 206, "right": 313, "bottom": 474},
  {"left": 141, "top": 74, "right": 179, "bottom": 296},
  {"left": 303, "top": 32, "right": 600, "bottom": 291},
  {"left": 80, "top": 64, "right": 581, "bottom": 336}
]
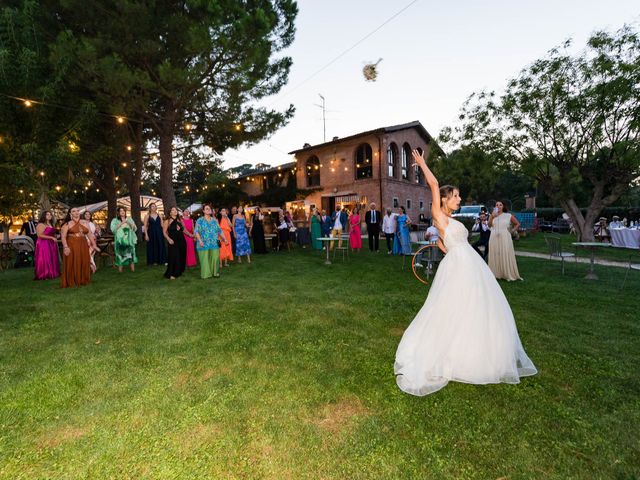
[
  {"left": 238, "top": 121, "right": 436, "bottom": 221},
  {"left": 290, "top": 121, "right": 435, "bottom": 219}
]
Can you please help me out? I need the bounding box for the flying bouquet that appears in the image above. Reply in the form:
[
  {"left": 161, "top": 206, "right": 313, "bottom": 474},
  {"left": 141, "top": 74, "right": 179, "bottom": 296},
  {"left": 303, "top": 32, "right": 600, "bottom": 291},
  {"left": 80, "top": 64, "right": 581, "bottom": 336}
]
[{"left": 362, "top": 58, "right": 383, "bottom": 82}]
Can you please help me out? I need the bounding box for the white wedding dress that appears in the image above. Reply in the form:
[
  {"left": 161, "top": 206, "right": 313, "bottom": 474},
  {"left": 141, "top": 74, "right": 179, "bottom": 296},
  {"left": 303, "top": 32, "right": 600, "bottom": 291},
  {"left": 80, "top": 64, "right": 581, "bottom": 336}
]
[{"left": 394, "top": 217, "right": 537, "bottom": 396}]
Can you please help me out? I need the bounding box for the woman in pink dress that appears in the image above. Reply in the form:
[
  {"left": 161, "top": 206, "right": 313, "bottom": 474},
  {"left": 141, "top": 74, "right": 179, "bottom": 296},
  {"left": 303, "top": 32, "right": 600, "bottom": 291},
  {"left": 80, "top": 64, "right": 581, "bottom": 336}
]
[
  {"left": 349, "top": 208, "right": 362, "bottom": 252},
  {"left": 182, "top": 209, "right": 197, "bottom": 267},
  {"left": 34, "top": 210, "right": 61, "bottom": 280}
]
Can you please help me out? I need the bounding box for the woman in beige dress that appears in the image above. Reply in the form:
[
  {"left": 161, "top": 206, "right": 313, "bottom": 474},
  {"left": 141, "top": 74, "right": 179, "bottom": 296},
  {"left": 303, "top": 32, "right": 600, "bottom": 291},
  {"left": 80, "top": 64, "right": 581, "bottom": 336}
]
[{"left": 488, "top": 201, "right": 522, "bottom": 281}]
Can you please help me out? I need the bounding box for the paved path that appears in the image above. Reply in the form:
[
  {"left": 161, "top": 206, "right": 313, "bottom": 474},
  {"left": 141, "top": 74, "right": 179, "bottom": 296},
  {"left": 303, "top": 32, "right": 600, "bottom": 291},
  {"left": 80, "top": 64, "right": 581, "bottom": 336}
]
[{"left": 515, "top": 250, "right": 629, "bottom": 269}]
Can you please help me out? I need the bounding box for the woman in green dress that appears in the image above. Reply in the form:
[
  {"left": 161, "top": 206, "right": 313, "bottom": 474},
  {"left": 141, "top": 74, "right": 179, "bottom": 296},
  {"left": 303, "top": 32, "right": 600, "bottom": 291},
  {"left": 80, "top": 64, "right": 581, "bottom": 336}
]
[
  {"left": 310, "top": 207, "right": 323, "bottom": 250},
  {"left": 110, "top": 206, "right": 138, "bottom": 272}
]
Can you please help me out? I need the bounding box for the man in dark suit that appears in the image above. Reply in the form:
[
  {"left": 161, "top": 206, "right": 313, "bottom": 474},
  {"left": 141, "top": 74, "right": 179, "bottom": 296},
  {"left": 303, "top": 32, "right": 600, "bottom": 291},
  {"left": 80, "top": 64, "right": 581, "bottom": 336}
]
[
  {"left": 320, "top": 209, "right": 332, "bottom": 238},
  {"left": 364, "top": 203, "right": 381, "bottom": 252},
  {"left": 19, "top": 215, "right": 38, "bottom": 245},
  {"left": 472, "top": 212, "right": 491, "bottom": 261}
]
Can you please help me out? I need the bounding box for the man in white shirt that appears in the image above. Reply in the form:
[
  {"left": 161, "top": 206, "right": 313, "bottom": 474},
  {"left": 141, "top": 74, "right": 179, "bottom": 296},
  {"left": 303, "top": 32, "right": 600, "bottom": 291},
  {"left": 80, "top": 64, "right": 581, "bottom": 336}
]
[
  {"left": 382, "top": 208, "right": 396, "bottom": 254},
  {"left": 330, "top": 205, "right": 347, "bottom": 250},
  {"left": 425, "top": 224, "right": 439, "bottom": 243}
]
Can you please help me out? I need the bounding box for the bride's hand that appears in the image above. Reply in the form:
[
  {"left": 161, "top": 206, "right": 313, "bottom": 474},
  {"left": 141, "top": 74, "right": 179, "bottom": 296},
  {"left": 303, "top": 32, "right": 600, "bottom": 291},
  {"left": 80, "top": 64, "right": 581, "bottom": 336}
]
[{"left": 411, "top": 149, "right": 426, "bottom": 170}]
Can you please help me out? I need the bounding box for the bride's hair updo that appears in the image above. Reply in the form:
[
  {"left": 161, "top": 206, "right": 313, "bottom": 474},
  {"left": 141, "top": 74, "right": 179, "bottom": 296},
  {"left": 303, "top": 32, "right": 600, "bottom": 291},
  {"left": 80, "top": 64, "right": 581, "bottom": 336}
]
[{"left": 440, "top": 185, "right": 458, "bottom": 206}]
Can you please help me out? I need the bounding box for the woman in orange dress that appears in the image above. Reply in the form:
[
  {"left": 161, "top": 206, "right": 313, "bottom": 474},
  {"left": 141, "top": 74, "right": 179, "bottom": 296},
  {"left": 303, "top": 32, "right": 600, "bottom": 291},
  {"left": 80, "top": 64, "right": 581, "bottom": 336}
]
[
  {"left": 60, "top": 207, "right": 95, "bottom": 288},
  {"left": 218, "top": 208, "right": 234, "bottom": 267}
]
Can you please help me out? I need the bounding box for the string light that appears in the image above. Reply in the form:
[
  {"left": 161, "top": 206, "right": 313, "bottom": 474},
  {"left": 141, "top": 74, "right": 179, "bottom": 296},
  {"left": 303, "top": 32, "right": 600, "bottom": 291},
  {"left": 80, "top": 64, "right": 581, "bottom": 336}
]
[
  {"left": 55, "top": 186, "right": 61, "bottom": 191},
  {"left": 19, "top": 189, "right": 24, "bottom": 194},
  {"left": 85, "top": 168, "right": 90, "bottom": 173},
  {"left": 126, "top": 145, "right": 133, "bottom": 152},
  {"left": 68, "top": 141, "right": 79, "bottom": 152},
  {"left": 39, "top": 171, "right": 45, "bottom": 177},
  {"left": 234, "top": 124, "right": 242, "bottom": 131},
  {"left": 116, "top": 116, "right": 125, "bottom": 124},
  {"left": 121, "top": 162, "right": 128, "bottom": 167},
  {"left": 23, "top": 100, "right": 33, "bottom": 108},
  {"left": 184, "top": 123, "right": 193, "bottom": 131}
]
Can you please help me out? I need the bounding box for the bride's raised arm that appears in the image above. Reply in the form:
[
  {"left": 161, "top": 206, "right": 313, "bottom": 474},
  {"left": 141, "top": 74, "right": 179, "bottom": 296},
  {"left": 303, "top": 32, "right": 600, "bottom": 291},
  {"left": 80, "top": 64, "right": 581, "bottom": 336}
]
[{"left": 411, "top": 149, "right": 448, "bottom": 229}]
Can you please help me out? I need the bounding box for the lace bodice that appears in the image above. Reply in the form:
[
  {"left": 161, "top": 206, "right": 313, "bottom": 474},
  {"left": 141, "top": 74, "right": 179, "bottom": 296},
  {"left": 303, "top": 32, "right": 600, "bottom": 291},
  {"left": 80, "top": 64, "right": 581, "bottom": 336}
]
[{"left": 443, "top": 218, "right": 470, "bottom": 251}]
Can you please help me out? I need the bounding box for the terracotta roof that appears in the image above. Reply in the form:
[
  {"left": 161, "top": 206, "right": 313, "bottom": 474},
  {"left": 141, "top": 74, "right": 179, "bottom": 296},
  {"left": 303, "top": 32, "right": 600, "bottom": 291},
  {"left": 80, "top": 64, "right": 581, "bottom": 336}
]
[{"left": 288, "top": 120, "right": 434, "bottom": 155}]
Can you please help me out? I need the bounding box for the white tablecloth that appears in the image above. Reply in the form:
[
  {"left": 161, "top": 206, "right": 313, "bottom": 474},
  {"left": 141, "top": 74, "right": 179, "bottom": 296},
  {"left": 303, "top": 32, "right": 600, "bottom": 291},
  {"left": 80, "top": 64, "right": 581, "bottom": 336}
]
[{"left": 610, "top": 228, "right": 640, "bottom": 249}]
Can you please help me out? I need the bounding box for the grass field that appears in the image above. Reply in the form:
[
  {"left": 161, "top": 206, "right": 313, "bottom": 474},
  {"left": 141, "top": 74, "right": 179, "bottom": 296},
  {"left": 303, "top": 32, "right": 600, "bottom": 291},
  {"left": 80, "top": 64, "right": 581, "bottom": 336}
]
[{"left": 1, "top": 247, "right": 639, "bottom": 479}]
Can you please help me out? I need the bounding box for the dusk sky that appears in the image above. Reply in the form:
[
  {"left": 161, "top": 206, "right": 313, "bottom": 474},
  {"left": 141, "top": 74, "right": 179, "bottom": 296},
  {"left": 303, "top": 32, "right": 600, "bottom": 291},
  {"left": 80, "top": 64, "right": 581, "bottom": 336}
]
[{"left": 224, "top": 0, "right": 639, "bottom": 169}]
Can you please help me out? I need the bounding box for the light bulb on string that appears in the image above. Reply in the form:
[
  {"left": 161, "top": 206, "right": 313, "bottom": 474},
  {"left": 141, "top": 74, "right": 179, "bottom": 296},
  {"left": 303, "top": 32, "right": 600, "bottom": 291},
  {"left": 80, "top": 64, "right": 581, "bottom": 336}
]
[
  {"left": 116, "top": 116, "right": 126, "bottom": 125},
  {"left": 23, "top": 99, "right": 33, "bottom": 108}
]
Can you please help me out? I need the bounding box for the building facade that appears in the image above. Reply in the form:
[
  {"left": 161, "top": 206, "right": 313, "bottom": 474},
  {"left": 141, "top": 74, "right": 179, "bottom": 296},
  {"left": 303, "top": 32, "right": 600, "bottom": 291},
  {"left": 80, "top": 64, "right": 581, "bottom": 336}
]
[
  {"left": 289, "top": 121, "right": 434, "bottom": 219},
  {"left": 237, "top": 121, "right": 435, "bottom": 221}
]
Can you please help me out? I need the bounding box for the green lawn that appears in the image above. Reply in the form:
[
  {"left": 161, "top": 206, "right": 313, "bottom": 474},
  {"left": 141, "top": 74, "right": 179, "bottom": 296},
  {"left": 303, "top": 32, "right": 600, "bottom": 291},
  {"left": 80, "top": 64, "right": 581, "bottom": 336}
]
[
  {"left": 515, "top": 231, "right": 639, "bottom": 264},
  {"left": 1, "top": 248, "right": 639, "bottom": 479}
]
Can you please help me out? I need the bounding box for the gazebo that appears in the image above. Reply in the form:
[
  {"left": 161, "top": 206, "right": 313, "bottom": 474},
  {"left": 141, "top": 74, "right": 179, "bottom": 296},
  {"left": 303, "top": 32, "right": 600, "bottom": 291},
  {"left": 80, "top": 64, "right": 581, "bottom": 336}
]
[{"left": 79, "top": 195, "right": 165, "bottom": 226}]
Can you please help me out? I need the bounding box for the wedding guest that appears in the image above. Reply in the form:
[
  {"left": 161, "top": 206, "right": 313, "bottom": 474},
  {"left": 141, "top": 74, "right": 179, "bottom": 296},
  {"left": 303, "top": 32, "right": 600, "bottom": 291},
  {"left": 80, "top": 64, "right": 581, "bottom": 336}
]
[
  {"left": 34, "top": 210, "right": 60, "bottom": 280},
  {"left": 182, "top": 209, "right": 197, "bottom": 268},
  {"left": 60, "top": 207, "right": 94, "bottom": 288},
  {"left": 218, "top": 208, "right": 234, "bottom": 267},
  {"left": 110, "top": 207, "right": 137, "bottom": 273},
  {"left": 163, "top": 206, "right": 187, "bottom": 279},
  {"left": 488, "top": 200, "right": 522, "bottom": 281},
  {"left": 83, "top": 211, "right": 100, "bottom": 272},
  {"left": 330, "top": 205, "right": 347, "bottom": 250},
  {"left": 425, "top": 222, "right": 439, "bottom": 242},
  {"left": 394, "top": 206, "right": 412, "bottom": 255},
  {"left": 349, "top": 207, "right": 362, "bottom": 252},
  {"left": 365, "top": 202, "right": 381, "bottom": 252},
  {"left": 19, "top": 214, "right": 38, "bottom": 245},
  {"left": 229, "top": 207, "right": 237, "bottom": 255},
  {"left": 382, "top": 208, "right": 396, "bottom": 254},
  {"left": 195, "top": 204, "right": 228, "bottom": 278},
  {"left": 83, "top": 211, "right": 101, "bottom": 238},
  {"left": 251, "top": 207, "right": 268, "bottom": 254},
  {"left": 143, "top": 203, "right": 166, "bottom": 266},
  {"left": 276, "top": 212, "right": 290, "bottom": 251},
  {"left": 310, "top": 208, "right": 323, "bottom": 250},
  {"left": 472, "top": 212, "right": 491, "bottom": 261},
  {"left": 232, "top": 206, "right": 252, "bottom": 263},
  {"left": 320, "top": 209, "right": 332, "bottom": 240}
]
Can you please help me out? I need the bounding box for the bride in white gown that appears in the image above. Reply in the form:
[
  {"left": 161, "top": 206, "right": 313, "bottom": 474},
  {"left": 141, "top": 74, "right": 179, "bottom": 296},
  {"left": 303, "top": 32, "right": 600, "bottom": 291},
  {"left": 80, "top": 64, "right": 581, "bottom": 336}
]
[{"left": 394, "top": 150, "right": 537, "bottom": 396}]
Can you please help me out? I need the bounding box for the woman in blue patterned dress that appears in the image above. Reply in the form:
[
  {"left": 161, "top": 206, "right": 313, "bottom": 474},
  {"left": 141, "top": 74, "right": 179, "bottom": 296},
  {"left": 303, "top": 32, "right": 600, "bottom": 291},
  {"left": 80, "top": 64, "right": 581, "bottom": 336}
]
[
  {"left": 395, "top": 206, "right": 412, "bottom": 255},
  {"left": 194, "top": 204, "right": 228, "bottom": 279},
  {"left": 232, "top": 207, "right": 252, "bottom": 263}
]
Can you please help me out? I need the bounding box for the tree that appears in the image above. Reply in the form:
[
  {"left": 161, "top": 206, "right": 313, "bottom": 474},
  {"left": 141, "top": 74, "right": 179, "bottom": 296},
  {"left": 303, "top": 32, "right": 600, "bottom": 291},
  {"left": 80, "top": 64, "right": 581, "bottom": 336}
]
[
  {"left": 53, "top": 0, "right": 298, "bottom": 208},
  {"left": 0, "top": 0, "right": 94, "bottom": 229},
  {"left": 446, "top": 26, "right": 640, "bottom": 241}
]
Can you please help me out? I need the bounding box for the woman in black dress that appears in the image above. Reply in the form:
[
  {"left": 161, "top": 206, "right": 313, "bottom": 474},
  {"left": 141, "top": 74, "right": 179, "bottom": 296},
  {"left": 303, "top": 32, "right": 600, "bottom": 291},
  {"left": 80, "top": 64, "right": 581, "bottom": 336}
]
[
  {"left": 251, "top": 207, "right": 268, "bottom": 254},
  {"left": 143, "top": 202, "right": 167, "bottom": 265},
  {"left": 162, "top": 206, "right": 186, "bottom": 279}
]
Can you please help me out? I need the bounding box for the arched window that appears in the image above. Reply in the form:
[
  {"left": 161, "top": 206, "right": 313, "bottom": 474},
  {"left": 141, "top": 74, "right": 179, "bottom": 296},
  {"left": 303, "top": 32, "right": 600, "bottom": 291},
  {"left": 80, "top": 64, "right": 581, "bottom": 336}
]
[
  {"left": 415, "top": 147, "right": 424, "bottom": 185},
  {"left": 401, "top": 144, "right": 411, "bottom": 180},
  {"left": 306, "top": 156, "right": 320, "bottom": 187},
  {"left": 355, "top": 143, "right": 373, "bottom": 180},
  {"left": 387, "top": 143, "right": 398, "bottom": 178}
]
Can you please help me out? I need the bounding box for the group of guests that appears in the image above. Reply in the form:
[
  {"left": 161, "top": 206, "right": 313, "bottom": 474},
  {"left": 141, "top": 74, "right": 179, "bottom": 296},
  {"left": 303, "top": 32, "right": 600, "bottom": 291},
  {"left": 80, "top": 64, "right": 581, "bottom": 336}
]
[
  {"left": 120, "top": 203, "right": 254, "bottom": 280},
  {"left": 307, "top": 203, "right": 414, "bottom": 255},
  {"left": 30, "top": 203, "right": 263, "bottom": 288}
]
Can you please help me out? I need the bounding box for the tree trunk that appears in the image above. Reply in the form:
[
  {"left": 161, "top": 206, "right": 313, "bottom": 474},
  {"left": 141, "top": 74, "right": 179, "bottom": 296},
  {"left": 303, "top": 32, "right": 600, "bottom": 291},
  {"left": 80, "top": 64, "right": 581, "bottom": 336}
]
[
  {"left": 39, "top": 187, "right": 51, "bottom": 212},
  {"left": 1, "top": 218, "right": 12, "bottom": 244},
  {"left": 158, "top": 113, "right": 177, "bottom": 209}
]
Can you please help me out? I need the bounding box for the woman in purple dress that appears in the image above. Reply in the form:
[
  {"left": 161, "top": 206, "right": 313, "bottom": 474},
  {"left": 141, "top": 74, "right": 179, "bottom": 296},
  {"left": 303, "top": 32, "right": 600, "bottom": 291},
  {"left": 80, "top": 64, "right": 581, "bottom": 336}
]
[{"left": 34, "top": 210, "right": 60, "bottom": 280}]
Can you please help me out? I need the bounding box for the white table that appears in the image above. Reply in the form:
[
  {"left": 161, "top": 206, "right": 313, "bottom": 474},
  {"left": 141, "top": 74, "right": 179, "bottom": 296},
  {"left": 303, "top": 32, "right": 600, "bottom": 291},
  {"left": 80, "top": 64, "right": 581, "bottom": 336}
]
[
  {"left": 317, "top": 237, "right": 339, "bottom": 265},
  {"left": 572, "top": 242, "right": 611, "bottom": 280},
  {"left": 609, "top": 228, "right": 640, "bottom": 249}
]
